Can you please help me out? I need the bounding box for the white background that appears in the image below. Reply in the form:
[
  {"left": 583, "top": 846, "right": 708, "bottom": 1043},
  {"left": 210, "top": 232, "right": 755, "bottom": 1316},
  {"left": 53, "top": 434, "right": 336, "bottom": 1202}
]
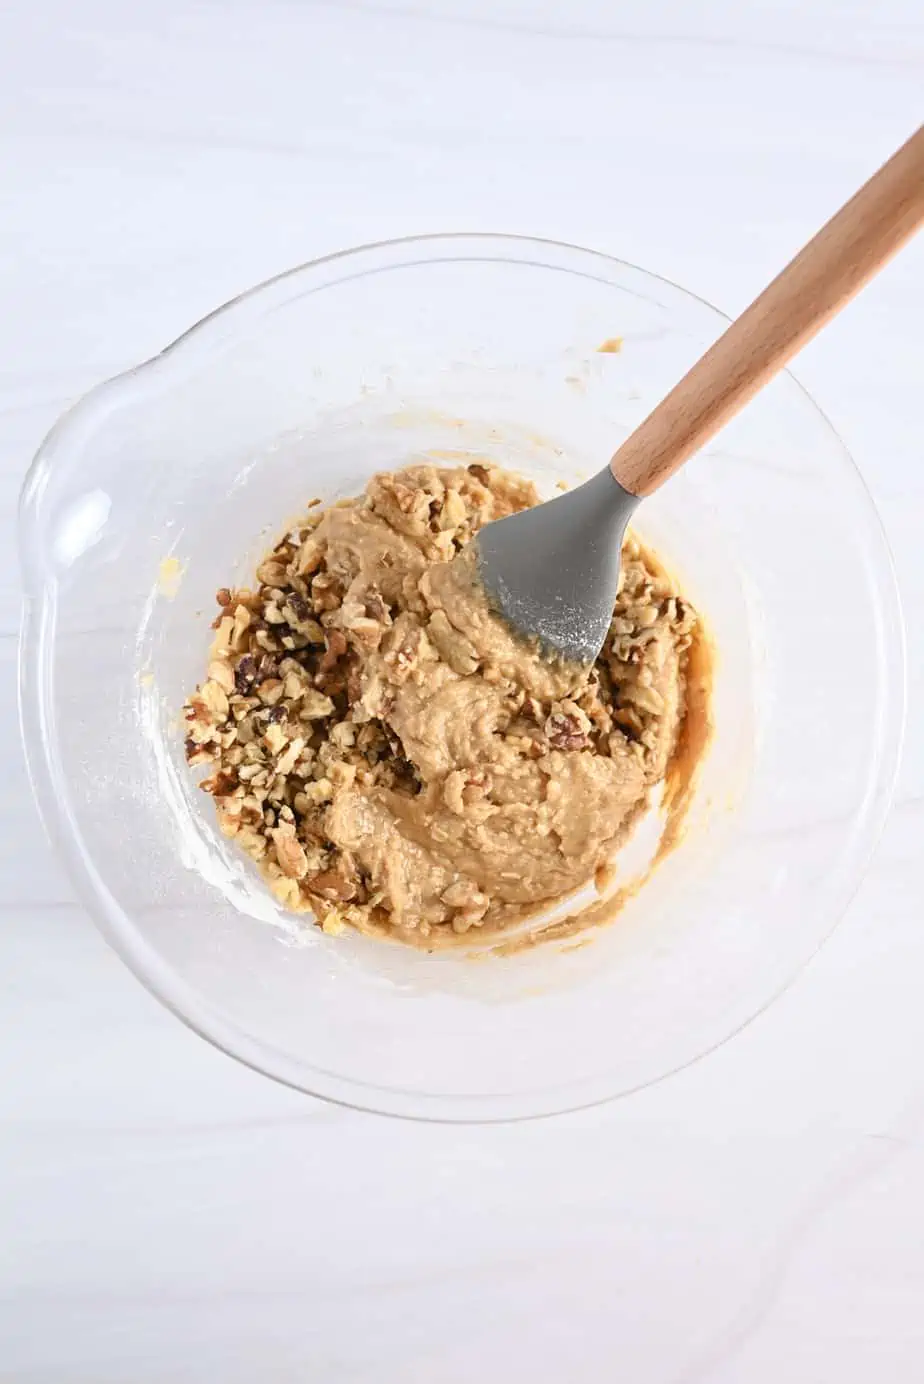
[{"left": 2, "top": 1, "right": 923, "bottom": 1379}]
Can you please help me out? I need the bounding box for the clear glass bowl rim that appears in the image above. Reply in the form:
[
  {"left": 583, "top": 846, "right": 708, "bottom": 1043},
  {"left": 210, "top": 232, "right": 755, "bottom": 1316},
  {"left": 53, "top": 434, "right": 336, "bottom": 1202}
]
[{"left": 17, "top": 232, "right": 907, "bottom": 1122}]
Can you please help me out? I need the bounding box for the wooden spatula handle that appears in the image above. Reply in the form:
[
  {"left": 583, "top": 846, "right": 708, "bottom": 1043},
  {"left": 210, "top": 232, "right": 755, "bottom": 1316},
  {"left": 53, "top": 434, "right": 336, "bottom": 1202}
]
[{"left": 610, "top": 123, "right": 924, "bottom": 497}]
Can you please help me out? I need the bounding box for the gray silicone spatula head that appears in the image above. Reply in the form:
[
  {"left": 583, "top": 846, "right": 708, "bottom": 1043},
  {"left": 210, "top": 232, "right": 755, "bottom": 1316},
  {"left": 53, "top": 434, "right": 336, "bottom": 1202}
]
[
  {"left": 472, "top": 124, "right": 924, "bottom": 665},
  {"left": 472, "top": 469, "right": 639, "bottom": 664}
]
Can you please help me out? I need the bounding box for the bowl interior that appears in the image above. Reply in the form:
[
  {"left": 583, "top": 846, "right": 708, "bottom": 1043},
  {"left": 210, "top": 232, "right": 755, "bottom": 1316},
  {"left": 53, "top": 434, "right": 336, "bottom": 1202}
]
[{"left": 19, "top": 236, "right": 904, "bottom": 1119}]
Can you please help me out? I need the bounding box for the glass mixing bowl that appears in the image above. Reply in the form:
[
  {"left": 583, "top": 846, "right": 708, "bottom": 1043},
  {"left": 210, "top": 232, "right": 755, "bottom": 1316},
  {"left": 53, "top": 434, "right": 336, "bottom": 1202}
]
[{"left": 19, "top": 234, "right": 904, "bottom": 1120}]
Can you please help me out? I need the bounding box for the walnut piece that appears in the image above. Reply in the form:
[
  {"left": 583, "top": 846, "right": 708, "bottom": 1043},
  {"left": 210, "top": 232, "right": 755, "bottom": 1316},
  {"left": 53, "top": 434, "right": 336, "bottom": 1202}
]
[
  {"left": 545, "top": 700, "right": 592, "bottom": 751},
  {"left": 272, "top": 828, "right": 308, "bottom": 880}
]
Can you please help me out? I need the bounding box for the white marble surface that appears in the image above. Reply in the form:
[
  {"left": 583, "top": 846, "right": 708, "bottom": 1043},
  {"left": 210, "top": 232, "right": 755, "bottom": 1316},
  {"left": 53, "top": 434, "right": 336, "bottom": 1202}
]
[{"left": 2, "top": 1, "right": 923, "bottom": 1378}]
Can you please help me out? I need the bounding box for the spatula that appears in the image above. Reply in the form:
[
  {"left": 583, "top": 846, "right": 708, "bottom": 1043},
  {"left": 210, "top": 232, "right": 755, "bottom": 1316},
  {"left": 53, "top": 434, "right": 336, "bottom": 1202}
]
[{"left": 473, "top": 123, "right": 924, "bottom": 664}]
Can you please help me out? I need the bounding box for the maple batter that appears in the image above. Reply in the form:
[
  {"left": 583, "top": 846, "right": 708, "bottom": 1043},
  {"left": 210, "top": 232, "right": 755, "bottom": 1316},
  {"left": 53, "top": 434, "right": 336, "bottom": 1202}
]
[{"left": 184, "top": 463, "right": 707, "bottom": 945}]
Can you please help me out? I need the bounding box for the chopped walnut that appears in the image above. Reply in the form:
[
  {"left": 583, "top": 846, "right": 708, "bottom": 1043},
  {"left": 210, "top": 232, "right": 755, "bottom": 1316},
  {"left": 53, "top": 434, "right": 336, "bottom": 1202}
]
[
  {"left": 382, "top": 617, "right": 428, "bottom": 683},
  {"left": 466, "top": 462, "right": 492, "bottom": 486},
  {"left": 545, "top": 699, "right": 592, "bottom": 751},
  {"left": 271, "top": 827, "right": 309, "bottom": 879},
  {"left": 207, "top": 660, "right": 234, "bottom": 695},
  {"left": 295, "top": 536, "right": 325, "bottom": 576},
  {"left": 439, "top": 488, "right": 467, "bottom": 532},
  {"left": 306, "top": 868, "right": 358, "bottom": 903},
  {"left": 301, "top": 690, "right": 336, "bottom": 720},
  {"left": 319, "top": 628, "right": 348, "bottom": 671},
  {"left": 369, "top": 473, "right": 434, "bottom": 537}
]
